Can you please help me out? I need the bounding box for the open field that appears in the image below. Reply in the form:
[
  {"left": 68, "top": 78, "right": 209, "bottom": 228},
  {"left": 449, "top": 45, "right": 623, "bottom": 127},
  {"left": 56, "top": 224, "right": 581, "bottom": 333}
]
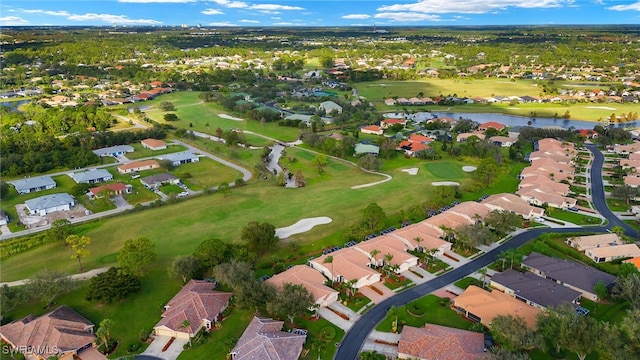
[
  {"left": 125, "top": 143, "right": 187, "bottom": 160},
  {"left": 354, "top": 79, "right": 638, "bottom": 122}
]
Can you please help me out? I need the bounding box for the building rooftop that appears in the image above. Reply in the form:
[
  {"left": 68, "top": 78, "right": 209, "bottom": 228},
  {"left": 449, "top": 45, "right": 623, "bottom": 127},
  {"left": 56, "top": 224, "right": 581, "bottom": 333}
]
[
  {"left": 68, "top": 169, "right": 112, "bottom": 183},
  {"left": 158, "top": 151, "right": 198, "bottom": 163},
  {"left": 24, "top": 193, "right": 74, "bottom": 211},
  {"left": 9, "top": 175, "right": 56, "bottom": 193},
  {"left": 522, "top": 252, "right": 617, "bottom": 291},
  {"left": 230, "top": 317, "right": 306, "bottom": 360},
  {"left": 491, "top": 269, "right": 582, "bottom": 308},
  {"left": 398, "top": 324, "right": 485, "bottom": 360}
]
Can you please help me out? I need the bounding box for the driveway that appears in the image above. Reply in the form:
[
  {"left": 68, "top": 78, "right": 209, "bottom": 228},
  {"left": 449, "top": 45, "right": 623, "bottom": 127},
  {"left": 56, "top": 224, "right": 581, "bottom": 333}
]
[{"left": 141, "top": 335, "right": 188, "bottom": 360}]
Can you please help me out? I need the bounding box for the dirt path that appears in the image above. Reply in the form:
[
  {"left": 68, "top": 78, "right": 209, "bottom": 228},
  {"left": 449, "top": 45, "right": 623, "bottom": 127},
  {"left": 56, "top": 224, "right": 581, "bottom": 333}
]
[{"left": 1, "top": 267, "right": 109, "bottom": 287}]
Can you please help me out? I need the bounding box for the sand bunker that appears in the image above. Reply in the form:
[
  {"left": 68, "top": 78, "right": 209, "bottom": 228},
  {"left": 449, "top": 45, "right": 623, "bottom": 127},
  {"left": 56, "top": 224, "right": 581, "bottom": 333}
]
[
  {"left": 432, "top": 181, "right": 460, "bottom": 186},
  {"left": 219, "top": 114, "right": 244, "bottom": 121},
  {"left": 462, "top": 166, "right": 477, "bottom": 172},
  {"left": 586, "top": 106, "right": 616, "bottom": 111},
  {"left": 401, "top": 168, "right": 419, "bottom": 175},
  {"left": 275, "top": 217, "right": 332, "bottom": 238}
]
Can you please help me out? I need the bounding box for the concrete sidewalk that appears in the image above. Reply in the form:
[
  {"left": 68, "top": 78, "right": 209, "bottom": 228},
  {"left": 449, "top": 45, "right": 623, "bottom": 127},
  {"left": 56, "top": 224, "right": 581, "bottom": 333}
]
[
  {"left": 318, "top": 307, "right": 354, "bottom": 331},
  {"left": 1, "top": 267, "right": 109, "bottom": 287}
]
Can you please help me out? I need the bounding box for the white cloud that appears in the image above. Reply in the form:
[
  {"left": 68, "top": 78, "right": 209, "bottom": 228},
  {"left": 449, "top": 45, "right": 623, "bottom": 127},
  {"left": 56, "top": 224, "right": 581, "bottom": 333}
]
[
  {"left": 22, "top": 9, "right": 70, "bottom": 16},
  {"left": 209, "top": 21, "right": 237, "bottom": 26},
  {"left": 118, "top": 0, "right": 197, "bottom": 2},
  {"left": 272, "top": 21, "right": 294, "bottom": 25},
  {"left": 211, "top": 0, "right": 249, "bottom": 8},
  {"left": 250, "top": 4, "right": 303, "bottom": 10},
  {"left": 377, "top": 0, "right": 565, "bottom": 14},
  {"left": 258, "top": 10, "right": 281, "bottom": 14},
  {"left": 67, "top": 13, "right": 162, "bottom": 25},
  {"left": 271, "top": 16, "right": 281, "bottom": 19},
  {"left": 342, "top": 14, "right": 371, "bottom": 19},
  {"left": 201, "top": 8, "right": 224, "bottom": 15},
  {"left": 240, "top": 19, "right": 260, "bottom": 23},
  {"left": 374, "top": 12, "right": 441, "bottom": 21},
  {"left": 0, "top": 16, "right": 30, "bottom": 25},
  {"left": 608, "top": 1, "right": 640, "bottom": 11}
]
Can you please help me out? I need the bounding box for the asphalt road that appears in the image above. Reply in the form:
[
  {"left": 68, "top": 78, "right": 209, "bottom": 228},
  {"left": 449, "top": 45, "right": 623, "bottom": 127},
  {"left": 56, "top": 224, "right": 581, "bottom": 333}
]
[{"left": 334, "top": 144, "right": 621, "bottom": 360}]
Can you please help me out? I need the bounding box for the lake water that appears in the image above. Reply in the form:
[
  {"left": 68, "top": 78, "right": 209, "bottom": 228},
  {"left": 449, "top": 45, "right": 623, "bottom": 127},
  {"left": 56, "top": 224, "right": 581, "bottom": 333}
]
[
  {"left": 432, "top": 112, "right": 606, "bottom": 130},
  {"left": 0, "top": 100, "right": 30, "bottom": 111}
]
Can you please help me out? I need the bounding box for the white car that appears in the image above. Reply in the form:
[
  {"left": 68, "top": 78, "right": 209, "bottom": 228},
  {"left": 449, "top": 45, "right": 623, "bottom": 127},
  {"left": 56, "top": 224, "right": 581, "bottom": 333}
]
[
  {"left": 177, "top": 191, "right": 189, "bottom": 197},
  {"left": 535, "top": 217, "right": 545, "bottom": 222}
]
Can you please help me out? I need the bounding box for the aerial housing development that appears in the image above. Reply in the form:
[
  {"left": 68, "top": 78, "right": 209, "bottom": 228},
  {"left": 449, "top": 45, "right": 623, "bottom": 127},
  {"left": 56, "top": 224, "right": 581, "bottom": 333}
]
[{"left": 1, "top": 23, "right": 640, "bottom": 360}]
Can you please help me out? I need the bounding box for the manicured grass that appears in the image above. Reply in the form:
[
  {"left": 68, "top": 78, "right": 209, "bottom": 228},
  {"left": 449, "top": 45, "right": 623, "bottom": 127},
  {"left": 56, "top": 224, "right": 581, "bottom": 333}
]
[
  {"left": 606, "top": 198, "right": 629, "bottom": 212},
  {"left": 126, "top": 143, "right": 187, "bottom": 160},
  {"left": 160, "top": 183, "right": 183, "bottom": 196},
  {"left": 343, "top": 293, "right": 372, "bottom": 313},
  {"left": 580, "top": 298, "right": 629, "bottom": 324},
  {"left": 375, "top": 295, "right": 474, "bottom": 332},
  {"left": 453, "top": 277, "right": 481, "bottom": 290},
  {"left": 546, "top": 210, "right": 602, "bottom": 226},
  {"left": 424, "top": 161, "right": 467, "bottom": 180},
  {"left": 174, "top": 157, "right": 243, "bottom": 190},
  {"left": 295, "top": 316, "right": 344, "bottom": 360}
]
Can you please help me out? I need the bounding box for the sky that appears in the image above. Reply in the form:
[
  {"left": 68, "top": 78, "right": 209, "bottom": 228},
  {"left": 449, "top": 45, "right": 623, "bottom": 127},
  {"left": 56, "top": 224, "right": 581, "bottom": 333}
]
[{"left": 1, "top": 0, "right": 639, "bottom": 27}]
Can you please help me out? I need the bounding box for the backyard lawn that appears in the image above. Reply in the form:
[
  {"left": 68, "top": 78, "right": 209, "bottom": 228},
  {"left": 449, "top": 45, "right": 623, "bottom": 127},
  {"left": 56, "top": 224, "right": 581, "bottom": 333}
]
[
  {"left": 125, "top": 143, "right": 187, "bottom": 160},
  {"left": 546, "top": 209, "right": 603, "bottom": 226}
]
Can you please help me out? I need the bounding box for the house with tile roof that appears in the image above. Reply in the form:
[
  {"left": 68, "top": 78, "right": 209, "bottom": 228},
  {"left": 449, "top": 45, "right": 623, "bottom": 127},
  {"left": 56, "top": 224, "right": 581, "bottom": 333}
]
[
  {"left": 613, "top": 141, "right": 640, "bottom": 155},
  {"left": 482, "top": 193, "right": 544, "bottom": 220},
  {"left": 92, "top": 145, "right": 134, "bottom": 158},
  {"left": 117, "top": 160, "right": 160, "bottom": 174},
  {"left": 452, "top": 285, "right": 541, "bottom": 328},
  {"left": 157, "top": 151, "right": 199, "bottom": 167},
  {"left": 521, "top": 252, "right": 617, "bottom": 301},
  {"left": 516, "top": 186, "right": 577, "bottom": 209},
  {"left": 518, "top": 175, "right": 570, "bottom": 196},
  {"left": 9, "top": 175, "right": 57, "bottom": 195},
  {"left": 230, "top": 317, "right": 306, "bottom": 360},
  {"left": 141, "top": 138, "right": 167, "bottom": 151},
  {"left": 68, "top": 169, "right": 113, "bottom": 184},
  {"left": 154, "top": 280, "right": 232, "bottom": 339},
  {"left": 352, "top": 235, "right": 419, "bottom": 273},
  {"left": 490, "top": 135, "right": 517, "bottom": 147},
  {"left": 536, "top": 138, "right": 575, "bottom": 152},
  {"left": 380, "top": 118, "right": 407, "bottom": 129},
  {"left": 360, "top": 125, "right": 383, "bottom": 135},
  {"left": 266, "top": 265, "right": 338, "bottom": 307},
  {"left": 0, "top": 305, "right": 97, "bottom": 360},
  {"left": 397, "top": 324, "right": 486, "bottom": 360},
  {"left": 447, "top": 201, "right": 492, "bottom": 224},
  {"left": 88, "top": 183, "right": 132, "bottom": 198},
  {"left": 490, "top": 269, "right": 582, "bottom": 310},
  {"left": 456, "top": 132, "right": 485, "bottom": 143},
  {"left": 310, "top": 247, "right": 382, "bottom": 289},
  {"left": 624, "top": 175, "right": 640, "bottom": 188},
  {"left": 390, "top": 223, "right": 451, "bottom": 257},
  {"left": 24, "top": 193, "right": 75, "bottom": 216},
  {"left": 478, "top": 121, "right": 506, "bottom": 132},
  {"left": 319, "top": 100, "right": 342, "bottom": 114},
  {"left": 528, "top": 150, "right": 574, "bottom": 165},
  {"left": 423, "top": 211, "right": 475, "bottom": 232}
]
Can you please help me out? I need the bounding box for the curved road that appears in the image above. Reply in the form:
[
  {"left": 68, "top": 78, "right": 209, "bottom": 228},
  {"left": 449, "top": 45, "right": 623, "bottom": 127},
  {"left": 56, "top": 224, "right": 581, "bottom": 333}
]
[{"left": 334, "top": 144, "right": 621, "bottom": 360}]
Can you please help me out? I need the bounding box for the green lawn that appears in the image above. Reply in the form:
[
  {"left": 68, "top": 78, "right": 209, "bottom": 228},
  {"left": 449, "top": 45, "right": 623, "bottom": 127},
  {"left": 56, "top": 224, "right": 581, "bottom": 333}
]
[
  {"left": 453, "top": 277, "right": 481, "bottom": 290},
  {"left": 175, "top": 157, "right": 244, "bottom": 190},
  {"left": 606, "top": 198, "right": 629, "bottom": 212},
  {"left": 424, "top": 162, "right": 467, "bottom": 180},
  {"left": 546, "top": 209, "right": 603, "bottom": 226},
  {"left": 126, "top": 143, "right": 188, "bottom": 160},
  {"left": 375, "top": 294, "right": 474, "bottom": 332}
]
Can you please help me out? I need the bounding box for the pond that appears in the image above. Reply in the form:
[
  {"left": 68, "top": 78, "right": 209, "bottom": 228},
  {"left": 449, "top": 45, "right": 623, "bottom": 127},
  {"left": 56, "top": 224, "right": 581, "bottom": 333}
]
[
  {"left": 432, "top": 111, "right": 604, "bottom": 130},
  {"left": 0, "top": 99, "right": 30, "bottom": 111}
]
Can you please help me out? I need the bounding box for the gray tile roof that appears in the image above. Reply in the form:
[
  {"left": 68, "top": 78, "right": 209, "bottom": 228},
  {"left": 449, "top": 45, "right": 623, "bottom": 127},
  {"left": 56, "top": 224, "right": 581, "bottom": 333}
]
[
  {"left": 140, "top": 173, "right": 178, "bottom": 186},
  {"left": 157, "top": 151, "right": 198, "bottom": 163},
  {"left": 24, "top": 193, "right": 74, "bottom": 211},
  {"left": 231, "top": 317, "right": 306, "bottom": 360},
  {"left": 9, "top": 176, "right": 56, "bottom": 193},
  {"left": 491, "top": 269, "right": 582, "bottom": 308},
  {"left": 522, "top": 252, "right": 617, "bottom": 293},
  {"left": 92, "top": 145, "right": 134, "bottom": 157},
  {"left": 69, "top": 169, "right": 113, "bottom": 183}
]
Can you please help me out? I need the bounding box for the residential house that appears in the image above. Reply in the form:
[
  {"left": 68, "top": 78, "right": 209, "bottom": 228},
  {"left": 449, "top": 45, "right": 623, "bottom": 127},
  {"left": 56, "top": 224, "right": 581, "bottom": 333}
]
[
  {"left": 453, "top": 285, "right": 541, "bottom": 328},
  {"left": 490, "top": 136, "right": 518, "bottom": 147},
  {"left": 528, "top": 150, "right": 574, "bottom": 165},
  {"left": 360, "top": 125, "right": 383, "bottom": 135},
  {"left": 381, "top": 118, "right": 407, "bottom": 129},
  {"left": 154, "top": 280, "right": 232, "bottom": 339},
  {"left": 566, "top": 233, "right": 623, "bottom": 252},
  {"left": 576, "top": 129, "right": 598, "bottom": 139},
  {"left": 423, "top": 211, "right": 475, "bottom": 233},
  {"left": 354, "top": 143, "right": 380, "bottom": 156},
  {"left": 619, "top": 159, "right": 640, "bottom": 172},
  {"left": 519, "top": 159, "right": 574, "bottom": 183},
  {"left": 482, "top": 193, "right": 544, "bottom": 220},
  {"left": 397, "top": 134, "right": 432, "bottom": 157},
  {"left": 9, "top": 175, "right": 57, "bottom": 195},
  {"left": 623, "top": 175, "right": 640, "bottom": 188},
  {"left": 266, "top": 265, "right": 339, "bottom": 307},
  {"left": 567, "top": 234, "right": 640, "bottom": 263},
  {"left": 490, "top": 269, "right": 582, "bottom": 310},
  {"left": 516, "top": 186, "right": 577, "bottom": 209},
  {"left": 0, "top": 210, "right": 8, "bottom": 226},
  {"left": 310, "top": 247, "right": 382, "bottom": 288},
  {"left": 353, "top": 235, "right": 419, "bottom": 273},
  {"left": 623, "top": 257, "right": 640, "bottom": 270},
  {"left": 0, "top": 305, "right": 97, "bottom": 360},
  {"left": 456, "top": 132, "right": 486, "bottom": 143},
  {"left": 518, "top": 175, "right": 570, "bottom": 196},
  {"left": 448, "top": 201, "right": 492, "bottom": 223},
  {"left": 613, "top": 142, "right": 640, "bottom": 155},
  {"left": 478, "top": 121, "right": 506, "bottom": 132},
  {"left": 397, "top": 324, "right": 485, "bottom": 360},
  {"left": 24, "top": 193, "right": 75, "bottom": 216},
  {"left": 157, "top": 151, "right": 199, "bottom": 166},
  {"left": 230, "top": 317, "right": 306, "bottom": 360},
  {"left": 69, "top": 169, "right": 113, "bottom": 184},
  {"left": 521, "top": 252, "right": 617, "bottom": 301},
  {"left": 92, "top": 145, "right": 134, "bottom": 157},
  {"left": 140, "top": 173, "right": 180, "bottom": 189},
  {"left": 384, "top": 98, "right": 397, "bottom": 106},
  {"left": 117, "top": 160, "right": 160, "bottom": 174},
  {"left": 141, "top": 138, "right": 167, "bottom": 151},
  {"left": 88, "top": 183, "right": 132, "bottom": 198},
  {"left": 537, "top": 138, "right": 575, "bottom": 152},
  {"left": 319, "top": 100, "right": 342, "bottom": 114}
]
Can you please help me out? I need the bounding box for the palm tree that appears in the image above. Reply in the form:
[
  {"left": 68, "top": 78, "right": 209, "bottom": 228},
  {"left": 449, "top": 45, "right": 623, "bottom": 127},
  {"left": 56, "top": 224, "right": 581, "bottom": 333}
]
[
  {"left": 388, "top": 305, "right": 399, "bottom": 333},
  {"left": 478, "top": 267, "right": 488, "bottom": 289},
  {"left": 359, "top": 350, "right": 381, "bottom": 360},
  {"left": 180, "top": 320, "right": 192, "bottom": 347},
  {"left": 369, "top": 249, "right": 380, "bottom": 267},
  {"left": 413, "top": 237, "right": 424, "bottom": 251},
  {"left": 323, "top": 256, "right": 334, "bottom": 286}
]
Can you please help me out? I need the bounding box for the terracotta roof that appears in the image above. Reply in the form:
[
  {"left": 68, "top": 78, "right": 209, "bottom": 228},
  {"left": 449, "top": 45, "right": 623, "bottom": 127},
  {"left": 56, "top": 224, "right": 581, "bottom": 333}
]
[
  {"left": 382, "top": 118, "right": 406, "bottom": 124},
  {"left": 518, "top": 175, "right": 569, "bottom": 195},
  {"left": 89, "top": 183, "right": 128, "bottom": 196},
  {"left": 448, "top": 201, "right": 492, "bottom": 222},
  {"left": 624, "top": 175, "right": 640, "bottom": 187},
  {"left": 266, "top": 265, "right": 337, "bottom": 305},
  {"left": 538, "top": 138, "right": 574, "bottom": 151},
  {"left": 479, "top": 121, "right": 505, "bottom": 131},
  {"left": 312, "top": 247, "right": 379, "bottom": 282},
  {"left": 482, "top": 193, "right": 543, "bottom": 218},
  {"left": 623, "top": 257, "right": 640, "bottom": 270},
  {"left": 353, "top": 235, "right": 417, "bottom": 267},
  {"left": 361, "top": 125, "right": 382, "bottom": 132},
  {"left": 529, "top": 150, "right": 573, "bottom": 164},
  {"left": 230, "top": 317, "right": 306, "bottom": 360},
  {"left": 453, "top": 285, "right": 541, "bottom": 328},
  {"left": 0, "top": 305, "right": 95, "bottom": 357},
  {"left": 408, "top": 134, "right": 433, "bottom": 143},
  {"left": 117, "top": 159, "right": 160, "bottom": 171},
  {"left": 390, "top": 223, "right": 450, "bottom": 251},
  {"left": 141, "top": 138, "right": 167, "bottom": 148},
  {"left": 516, "top": 187, "right": 576, "bottom": 208},
  {"left": 423, "top": 212, "right": 473, "bottom": 231},
  {"left": 398, "top": 324, "right": 485, "bottom": 360},
  {"left": 155, "top": 280, "right": 232, "bottom": 335}
]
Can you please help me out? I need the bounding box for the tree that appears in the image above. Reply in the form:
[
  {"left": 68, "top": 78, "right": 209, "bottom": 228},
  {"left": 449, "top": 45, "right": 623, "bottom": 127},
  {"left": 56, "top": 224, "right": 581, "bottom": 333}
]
[
  {"left": 476, "top": 158, "right": 500, "bottom": 187},
  {"left": 490, "top": 314, "right": 542, "bottom": 351},
  {"left": 484, "top": 210, "right": 523, "bottom": 236},
  {"left": 454, "top": 223, "right": 496, "bottom": 250},
  {"left": 218, "top": 182, "right": 231, "bottom": 197},
  {"left": 536, "top": 304, "right": 573, "bottom": 355},
  {"left": 267, "top": 283, "right": 314, "bottom": 324},
  {"left": 614, "top": 272, "right": 640, "bottom": 309},
  {"left": 362, "top": 203, "right": 386, "bottom": 232},
  {"left": 212, "top": 260, "right": 254, "bottom": 289},
  {"left": 47, "top": 219, "right": 72, "bottom": 243},
  {"left": 241, "top": 221, "right": 278, "bottom": 253},
  {"left": 563, "top": 311, "right": 601, "bottom": 360},
  {"left": 86, "top": 267, "right": 142, "bottom": 303},
  {"left": 0, "top": 284, "right": 29, "bottom": 321},
  {"left": 194, "top": 238, "right": 230, "bottom": 272},
  {"left": 323, "top": 255, "right": 334, "bottom": 286},
  {"left": 294, "top": 170, "right": 306, "bottom": 187},
  {"left": 0, "top": 181, "right": 10, "bottom": 201},
  {"left": 27, "top": 269, "right": 74, "bottom": 307},
  {"left": 65, "top": 234, "right": 90, "bottom": 271},
  {"left": 357, "top": 154, "right": 382, "bottom": 171},
  {"left": 499, "top": 248, "right": 524, "bottom": 270},
  {"left": 486, "top": 347, "right": 531, "bottom": 360},
  {"left": 478, "top": 268, "right": 488, "bottom": 289},
  {"left": 159, "top": 101, "right": 175, "bottom": 111},
  {"left": 117, "top": 237, "right": 157, "bottom": 277},
  {"left": 164, "top": 113, "right": 179, "bottom": 121},
  {"left": 610, "top": 225, "right": 625, "bottom": 239},
  {"left": 169, "top": 255, "right": 201, "bottom": 283},
  {"left": 593, "top": 280, "right": 609, "bottom": 300},
  {"left": 313, "top": 154, "right": 328, "bottom": 174},
  {"left": 95, "top": 318, "right": 114, "bottom": 346},
  {"left": 611, "top": 184, "right": 638, "bottom": 206}
]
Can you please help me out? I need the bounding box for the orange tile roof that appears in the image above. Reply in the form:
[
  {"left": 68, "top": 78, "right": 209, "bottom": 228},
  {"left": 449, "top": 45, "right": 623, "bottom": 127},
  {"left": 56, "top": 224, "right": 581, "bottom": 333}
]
[
  {"left": 398, "top": 324, "right": 485, "bottom": 360},
  {"left": 624, "top": 257, "right": 640, "bottom": 270},
  {"left": 266, "top": 265, "right": 337, "bottom": 304},
  {"left": 117, "top": 159, "right": 160, "bottom": 171},
  {"left": 479, "top": 121, "right": 505, "bottom": 131},
  {"left": 89, "top": 183, "right": 128, "bottom": 195},
  {"left": 141, "top": 138, "right": 166, "bottom": 148},
  {"left": 453, "top": 285, "right": 541, "bottom": 328}
]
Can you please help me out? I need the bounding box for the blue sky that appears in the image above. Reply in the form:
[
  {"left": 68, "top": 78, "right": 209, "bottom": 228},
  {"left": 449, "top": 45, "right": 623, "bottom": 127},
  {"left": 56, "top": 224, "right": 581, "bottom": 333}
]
[{"left": 1, "top": 0, "right": 639, "bottom": 27}]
